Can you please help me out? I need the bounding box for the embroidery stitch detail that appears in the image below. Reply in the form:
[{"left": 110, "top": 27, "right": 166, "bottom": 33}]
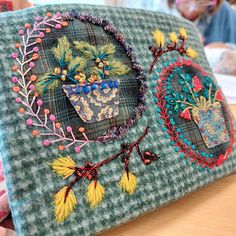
[
  {"left": 154, "top": 58, "right": 234, "bottom": 169},
  {"left": 50, "top": 126, "right": 160, "bottom": 223},
  {"left": 148, "top": 28, "right": 198, "bottom": 74}
]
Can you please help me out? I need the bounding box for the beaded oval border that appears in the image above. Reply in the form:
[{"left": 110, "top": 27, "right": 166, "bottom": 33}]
[
  {"left": 153, "top": 58, "right": 234, "bottom": 169},
  {"left": 10, "top": 11, "right": 146, "bottom": 153}
]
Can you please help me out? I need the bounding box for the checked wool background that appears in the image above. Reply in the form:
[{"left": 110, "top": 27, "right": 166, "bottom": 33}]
[{"left": 0, "top": 3, "right": 236, "bottom": 236}]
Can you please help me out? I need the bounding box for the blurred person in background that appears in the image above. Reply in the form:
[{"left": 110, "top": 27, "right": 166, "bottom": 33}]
[{"left": 168, "top": 0, "right": 236, "bottom": 45}]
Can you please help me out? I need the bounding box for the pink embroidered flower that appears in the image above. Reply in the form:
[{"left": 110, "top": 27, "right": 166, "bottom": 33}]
[
  {"left": 180, "top": 109, "right": 191, "bottom": 120},
  {"left": 192, "top": 76, "right": 203, "bottom": 92},
  {"left": 215, "top": 89, "right": 224, "bottom": 102}
]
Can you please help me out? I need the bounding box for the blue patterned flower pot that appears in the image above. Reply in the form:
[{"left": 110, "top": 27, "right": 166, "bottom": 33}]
[
  {"left": 62, "top": 80, "right": 119, "bottom": 123},
  {"left": 192, "top": 102, "right": 229, "bottom": 148}
]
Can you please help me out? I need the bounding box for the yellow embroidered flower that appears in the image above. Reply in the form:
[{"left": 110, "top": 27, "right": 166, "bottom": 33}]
[
  {"left": 179, "top": 27, "right": 187, "bottom": 39},
  {"left": 186, "top": 47, "right": 198, "bottom": 58},
  {"left": 54, "top": 186, "right": 77, "bottom": 223},
  {"left": 153, "top": 29, "right": 165, "bottom": 48},
  {"left": 169, "top": 32, "right": 178, "bottom": 44},
  {"left": 118, "top": 171, "right": 137, "bottom": 195},
  {"left": 50, "top": 155, "right": 76, "bottom": 179},
  {"left": 86, "top": 180, "right": 105, "bottom": 208}
]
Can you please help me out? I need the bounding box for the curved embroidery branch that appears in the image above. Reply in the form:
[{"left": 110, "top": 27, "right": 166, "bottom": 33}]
[
  {"left": 50, "top": 126, "right": 160, "bottom": 223},
  {"left": 11, "top": 12, "right": 93, "bottom": 153},
  {"left": 148, "top": 28, "right": 198, "bottom": 74}
]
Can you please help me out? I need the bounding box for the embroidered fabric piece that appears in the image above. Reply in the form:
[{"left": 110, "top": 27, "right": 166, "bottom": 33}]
[
  {"left": 63, "top": 80, "right": 120, "bottom": 123},
  {"left": 10, "top": 11, "right": 146, "bottom": 154},
  {"left": 50, "top": 126, "right": 160, "bottom": 223},
  {"left": 154, "top": 58, "right": 234, "bottom": 168}
]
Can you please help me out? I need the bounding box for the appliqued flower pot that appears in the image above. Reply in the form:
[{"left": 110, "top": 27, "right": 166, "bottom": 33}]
[
  {"left": 63, "top": 80, "right": 119, "bottom": 123},
  {"left": 191, "top": 102, "right": 229, "bottom": 148}
]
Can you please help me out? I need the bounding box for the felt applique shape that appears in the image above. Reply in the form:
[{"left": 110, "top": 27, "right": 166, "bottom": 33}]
[
  {"left": 50, "top": 126, "right": 160, "bottom": 223},
  {"left": 153, "top": 58, "right": 234, "bottom": 169}
]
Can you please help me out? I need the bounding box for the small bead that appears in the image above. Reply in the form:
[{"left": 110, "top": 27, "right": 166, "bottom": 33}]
[
  {"left": 12, "top": 65, "right": 18, "bottom": 71},
  {"left": 49, "top": 115, "right": 56, "bottom": 122},
  {"left": 15, "top": 43, "right": 21, "bottom": 48},
  {"left": 32, "top": 53, "right": 39, "bottom": 60},
  {"left": 11, "top": 53, "right": 18, "bottom": 59},
  {"left": 37, "top": 99, "right": 43, "bottom": 106},
  {"left": 78, "top": 127, "right": 85, "bottom": 133},
  {"left": 113, "top": 80, "right": 119, "bottom": 88},
  {"left": 39, "top": 32, "right": 45, "bottom": 38},
  {"left": 24, "top": 23, "right": 31, "bottom": 29},
  {"left": 74, "top": 146, "right": 81, "bottom": 153},
  {"left": 55, "top": 122, "right": 61, "bottom": 128},
  {"left": 108, "top": 81, "right": 114, "bottom": 88},
  {"left": 12, "top": 86, "right": 20, "bottom": 93},
  {"left": 11, "top": 77, "right": 18, "bottom": 83},
  {"left": 83, "top": 86, "right": 90, "bottom": 94},
  {"left": 29, "top": 62, "right": 35, "bottom": 68},
  {"left": 18, "top": 29, "right": 24, "bottom": 35},
  {"left": 26, "top": 118, "right": 33, "bottom": 126},
  {"left": 45, "top": 28, "right": 51, "bottom": 33},
  {"left": 33, "top": 47, "right": 39, "bottom": 52},
  {"left": 43, "top": 139, "right": 51, "bottom": 146},
  {"left": 66, "top": 126, "right": 72, "bottom": 133},
  {"left": 55, "top": 24, "right": 62, "bottom": 30},
  {"left": 32, "top": 130, "right": 39, "bottom": 137},
  {"left": 58, "top": 145, "right": 65, "bottom": 151},
  {"left": 100, "top": 83, "right": 107, "bottom": 90},
  {"left": 30, "top": 74, "right": 37, "bottom": 81},
  {"left": 61, "top": 21, "right": 68, "bottom": 27},
  {"left": 91, "top": 84, "right": 97, "bottom": 90},
  {"left": 43, "top": 109, "right": 50, "bottom": 115},
  {"left": 15, "top": 97, "right": 22, "bottom": 103},
  {"left": 36, "top": 38, "right": 42, "bottom": 44},
  {"left": 29, "top": 84, "right": 35, "bottom": 91},
  {"left": 19, "top": 108, "right": 25, "bottom": 113}
]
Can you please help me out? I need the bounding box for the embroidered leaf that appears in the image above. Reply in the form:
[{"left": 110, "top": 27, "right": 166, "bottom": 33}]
[
  {"left": 68, "top": 57, "right": 86, "bottom": 73},
  {"left": 99, "top": 43, "right": 116, "bottom": 57},
  {"left": 169, "top": 32, "right": 178, "bottom": 44},
  {"left": 53, "top": 36, "right": 73, "bottom": 63},
  {"left": 109, "top": 60, "right": 130, "bottom": 76},
  {"left": 86, "top": 180, "right": 105, "bottom": 208},
  {"left": 89, "top": 67, "right": 103, "bottom": 77},
  {"left": 179, "top": 27, "right": 187, "bottom": 39},
  {"left": 118, "top": 171, "right": 137, "bottom": 195},
  {"left": 153, "top": 29, "right": 165, "bottom": 48},
  {"left": 186, "top": 47, "right": 198, "bottom": 59},
  {"left": 35, "top": 73, "right": 60, "bottom": 94},
  {"left": 74, "top": 41, "right": 98, "bottom": 60},
  {"left": 50, "top": 156, "right": 76, "bottom": 179},
  {"left": 54, "top": 186, "right": 77, "bottom": 223}
]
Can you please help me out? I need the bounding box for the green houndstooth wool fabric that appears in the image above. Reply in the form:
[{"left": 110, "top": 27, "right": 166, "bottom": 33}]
[{"left": 0, "top": 4, "right": 236, "bottom": 236}]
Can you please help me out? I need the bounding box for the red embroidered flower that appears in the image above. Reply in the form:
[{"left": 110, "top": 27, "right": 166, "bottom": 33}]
[
  {"left": 180, "top": 109, "right": 191, "bottom": 120},
  {"left": 215, "top": 89, "right": 224, "bottom": 102},
  {"left": 192, "top": 76, "right": 203, "bottom": 92}
]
